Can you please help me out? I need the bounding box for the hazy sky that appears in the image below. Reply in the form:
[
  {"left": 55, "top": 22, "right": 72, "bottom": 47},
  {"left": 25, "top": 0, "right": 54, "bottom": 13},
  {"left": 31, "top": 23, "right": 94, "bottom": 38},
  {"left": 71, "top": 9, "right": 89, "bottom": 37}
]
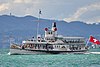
[{"left": 0, "top": 0, "right": 100, "bottom": 24}]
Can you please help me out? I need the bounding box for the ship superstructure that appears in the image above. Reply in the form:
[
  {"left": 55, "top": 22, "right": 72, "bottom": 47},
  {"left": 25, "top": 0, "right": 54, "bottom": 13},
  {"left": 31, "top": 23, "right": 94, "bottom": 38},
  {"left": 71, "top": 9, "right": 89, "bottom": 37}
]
[{"left": 9, "top": 22, "right": 87, "bottom": 55}]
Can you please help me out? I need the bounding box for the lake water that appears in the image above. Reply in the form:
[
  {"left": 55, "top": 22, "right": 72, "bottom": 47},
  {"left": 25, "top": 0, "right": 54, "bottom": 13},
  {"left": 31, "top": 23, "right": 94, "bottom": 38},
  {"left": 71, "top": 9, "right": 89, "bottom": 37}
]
[{"left": 0, "top": 49, "right": 100, "bottom": 67}]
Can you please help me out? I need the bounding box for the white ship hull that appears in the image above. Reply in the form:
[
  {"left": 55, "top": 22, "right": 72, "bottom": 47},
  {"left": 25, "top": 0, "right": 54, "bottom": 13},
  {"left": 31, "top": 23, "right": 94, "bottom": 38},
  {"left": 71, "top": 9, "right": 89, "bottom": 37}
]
[
  {"left": 9, "top": 48, "right": 87, "bottom": 55},
  {"left": 9, "top": 49, "right": 47, "bottom": 55}
]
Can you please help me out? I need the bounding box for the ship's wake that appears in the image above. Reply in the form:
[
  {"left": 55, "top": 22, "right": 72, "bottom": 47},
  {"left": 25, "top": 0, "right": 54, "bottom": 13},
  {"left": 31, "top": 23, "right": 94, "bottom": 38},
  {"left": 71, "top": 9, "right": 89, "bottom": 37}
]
[{"left": 90, "top": 52, "right": 100, "bottom": 54}]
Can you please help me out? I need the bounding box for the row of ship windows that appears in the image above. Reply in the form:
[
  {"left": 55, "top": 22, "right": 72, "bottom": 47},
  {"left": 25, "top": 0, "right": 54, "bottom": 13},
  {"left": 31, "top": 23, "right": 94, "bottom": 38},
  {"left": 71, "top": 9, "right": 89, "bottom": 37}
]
[
  {"left": 22, "top": 44, "right": 84, "bottom": 49},
  {"left": 54, "top": 45, "right": 83, "bottom": 50},
  {"left": 46, "top": 31, "right": 53, "bottom": 34},
  {"left": 22, "top": 44, "right": 47, "bottom": 49},
  {"left": 63, "top": 40, "right": 84, "bottom": 43},
  {"left": 54, "top": 45, "right": 81, "bottom": 48},
  {"left": 46, "top": 38, "right": 54, "bottom": 40}
]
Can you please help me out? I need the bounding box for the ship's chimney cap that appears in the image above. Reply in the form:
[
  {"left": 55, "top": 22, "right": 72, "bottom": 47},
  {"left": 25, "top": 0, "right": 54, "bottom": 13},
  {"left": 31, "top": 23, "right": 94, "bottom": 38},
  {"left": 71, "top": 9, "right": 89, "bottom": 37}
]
[{"left": 53, "top": 22, "right": 56, "bottom": 27}]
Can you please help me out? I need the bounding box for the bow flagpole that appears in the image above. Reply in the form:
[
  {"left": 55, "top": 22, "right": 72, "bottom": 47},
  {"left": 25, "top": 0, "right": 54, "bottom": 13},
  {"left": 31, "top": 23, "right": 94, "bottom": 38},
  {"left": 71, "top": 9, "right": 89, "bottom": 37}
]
[
  {"left": 86, "top": 36, "right": 91, "bottom": 46},
  {"left": 85, "top": 36, "right": 91, "bottom": 49}
]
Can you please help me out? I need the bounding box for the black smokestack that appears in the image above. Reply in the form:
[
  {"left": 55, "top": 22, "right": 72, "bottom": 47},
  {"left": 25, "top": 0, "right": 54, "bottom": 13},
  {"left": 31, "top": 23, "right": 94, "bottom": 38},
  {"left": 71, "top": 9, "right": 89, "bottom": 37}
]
[{"left": 53, "top": 22, "right": 56, "bottom": 27}]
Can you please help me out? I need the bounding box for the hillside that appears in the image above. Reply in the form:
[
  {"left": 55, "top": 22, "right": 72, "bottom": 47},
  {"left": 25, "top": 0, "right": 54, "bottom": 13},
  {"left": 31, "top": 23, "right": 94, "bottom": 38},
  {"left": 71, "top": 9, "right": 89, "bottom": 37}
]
[{"left": 0, "top": 15, "right": 100, "bottom": 48}]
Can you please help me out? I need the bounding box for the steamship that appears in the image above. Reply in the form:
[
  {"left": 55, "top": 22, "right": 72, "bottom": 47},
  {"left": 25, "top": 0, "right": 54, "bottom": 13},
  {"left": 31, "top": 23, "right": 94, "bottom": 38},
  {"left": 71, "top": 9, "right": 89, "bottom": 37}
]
[{"left": 9, "top": 22, "right": 88, "bottom": 55}]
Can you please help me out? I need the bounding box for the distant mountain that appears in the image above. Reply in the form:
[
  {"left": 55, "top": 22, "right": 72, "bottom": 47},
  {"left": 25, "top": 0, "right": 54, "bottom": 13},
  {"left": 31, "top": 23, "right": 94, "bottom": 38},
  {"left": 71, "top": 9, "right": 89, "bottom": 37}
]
[{"left": 0, "top": 15, "right": 100, "bottom": 48}]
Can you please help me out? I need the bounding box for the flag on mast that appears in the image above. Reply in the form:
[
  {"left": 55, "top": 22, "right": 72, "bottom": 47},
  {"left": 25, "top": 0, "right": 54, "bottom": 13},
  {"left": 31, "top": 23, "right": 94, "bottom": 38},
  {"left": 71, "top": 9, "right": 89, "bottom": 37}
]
[{"left": 89, "top": 36, "right": 100, "bottom": 45}]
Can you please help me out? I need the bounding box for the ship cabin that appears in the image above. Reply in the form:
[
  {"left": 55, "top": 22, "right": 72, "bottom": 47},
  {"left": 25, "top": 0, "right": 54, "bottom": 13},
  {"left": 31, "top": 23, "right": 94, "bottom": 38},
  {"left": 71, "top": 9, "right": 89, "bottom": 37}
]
[
  {"left": 52, "top": 36, "right": 86, "bottom": 51},
  {"left": 21, "top": 22, "right": 86, "bottom": 51},
  {"left": 21, "top": 22, "right": 57, "bottom": 50}
]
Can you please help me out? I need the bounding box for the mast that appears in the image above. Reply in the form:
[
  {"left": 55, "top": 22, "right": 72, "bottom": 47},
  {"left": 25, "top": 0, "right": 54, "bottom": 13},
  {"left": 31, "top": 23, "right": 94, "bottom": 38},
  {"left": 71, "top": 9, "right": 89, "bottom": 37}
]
[{"left": 37, "top": 9, "right": 41, "bottom": 40}]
